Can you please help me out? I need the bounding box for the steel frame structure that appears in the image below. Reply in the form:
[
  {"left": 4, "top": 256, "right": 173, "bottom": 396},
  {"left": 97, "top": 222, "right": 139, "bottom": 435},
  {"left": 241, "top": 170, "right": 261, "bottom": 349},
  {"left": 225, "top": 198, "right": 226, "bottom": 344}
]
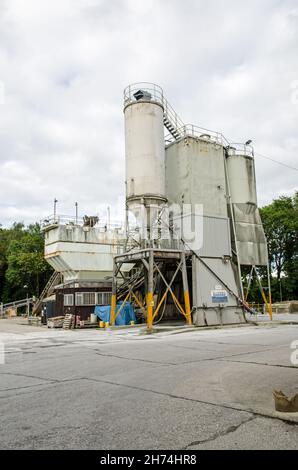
[{"left": 110, "top": 248, "right": 192, "bottom": 331}]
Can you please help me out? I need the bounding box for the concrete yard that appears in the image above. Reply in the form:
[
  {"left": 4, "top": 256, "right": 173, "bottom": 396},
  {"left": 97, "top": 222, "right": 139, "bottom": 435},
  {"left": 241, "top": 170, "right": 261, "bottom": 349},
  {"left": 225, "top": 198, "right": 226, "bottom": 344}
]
[{"left": 0, "top": 318, "right": 297, "bottom": 450}]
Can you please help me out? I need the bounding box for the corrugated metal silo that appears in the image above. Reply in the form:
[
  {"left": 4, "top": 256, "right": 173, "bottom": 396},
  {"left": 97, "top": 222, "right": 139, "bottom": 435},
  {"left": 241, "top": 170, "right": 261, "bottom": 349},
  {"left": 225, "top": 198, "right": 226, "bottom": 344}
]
[{"left": 226, "top": 145, "right": 268, "bottom": 266}]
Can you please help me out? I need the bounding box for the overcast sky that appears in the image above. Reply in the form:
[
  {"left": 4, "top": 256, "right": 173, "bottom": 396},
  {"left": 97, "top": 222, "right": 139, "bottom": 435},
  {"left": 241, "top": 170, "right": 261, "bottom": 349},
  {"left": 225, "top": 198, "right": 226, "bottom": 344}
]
[{"left": 0, "top": 0, "right": 297, "bottom": 227}]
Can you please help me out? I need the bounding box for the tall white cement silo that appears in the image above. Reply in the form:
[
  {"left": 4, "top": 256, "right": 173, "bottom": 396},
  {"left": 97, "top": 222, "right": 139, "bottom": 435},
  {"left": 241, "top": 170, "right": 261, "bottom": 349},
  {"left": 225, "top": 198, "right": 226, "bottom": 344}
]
[{"left": 123, "top": 84, "right": 167, "bottom": 243}]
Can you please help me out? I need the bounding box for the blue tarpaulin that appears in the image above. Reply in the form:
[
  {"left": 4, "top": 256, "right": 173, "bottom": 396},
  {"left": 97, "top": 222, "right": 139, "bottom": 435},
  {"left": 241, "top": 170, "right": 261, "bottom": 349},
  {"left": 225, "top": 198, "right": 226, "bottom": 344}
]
[{"left": 94, "top": 302, "right": 136, "bottom": 326}]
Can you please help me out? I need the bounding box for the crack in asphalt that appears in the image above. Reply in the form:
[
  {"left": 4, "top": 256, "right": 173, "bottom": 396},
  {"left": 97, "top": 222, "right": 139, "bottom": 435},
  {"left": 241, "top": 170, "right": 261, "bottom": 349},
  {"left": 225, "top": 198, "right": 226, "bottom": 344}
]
[
  {"left": 2, "top": 343, "right": 290, "bottom": 369},
  {"left": 176, "top": 345, "right": 292, "bottom": 365},
  {"left": 94, "top": 351, "right": 176, "bottom": 365},
  {"left": 62, "top": 342, "right": 291, "bottom": 367},
  {"left": 0, "top": 375, "right": 85, "bottom": 397},
  {"left": 183, "top": 415, "right": 256, "bottom": 449},
  {"left": 0, "top": 382, "right": 57, "bottom": 393},
  {"left": 219, "top": 359, "right": 298, "bottom": 369},
  {"left": 0, "top": 371, "right": 59, "bottom": 382},
  {"left": 0, "top": 371, "right": 297, "bottom": 428},
  {"left": 81, "top": 376, "right": 298, "bottom": 426}
]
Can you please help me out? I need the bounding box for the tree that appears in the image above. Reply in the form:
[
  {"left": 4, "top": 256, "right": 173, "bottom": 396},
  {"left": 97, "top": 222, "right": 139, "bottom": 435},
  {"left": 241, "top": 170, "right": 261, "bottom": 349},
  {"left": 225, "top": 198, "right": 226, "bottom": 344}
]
[
  {"left": 1, "top": 223, "right": 53, "bottom": 302},
  {"left": 0, "top": 223, "right": 26, "bottom": 302},
  {"left": 260, "top": 192, "right": 298, "bottom": 300}
]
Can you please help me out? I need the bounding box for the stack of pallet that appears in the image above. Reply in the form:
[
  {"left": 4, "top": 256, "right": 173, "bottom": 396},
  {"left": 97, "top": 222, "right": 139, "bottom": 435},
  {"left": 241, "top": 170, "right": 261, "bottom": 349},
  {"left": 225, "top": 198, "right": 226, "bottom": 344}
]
[
  {"left": 47, "top": 316, "right": 64, "bottom": 328},
  {"left": 63, "top": 313, "right": 75, "bottom": 330}
]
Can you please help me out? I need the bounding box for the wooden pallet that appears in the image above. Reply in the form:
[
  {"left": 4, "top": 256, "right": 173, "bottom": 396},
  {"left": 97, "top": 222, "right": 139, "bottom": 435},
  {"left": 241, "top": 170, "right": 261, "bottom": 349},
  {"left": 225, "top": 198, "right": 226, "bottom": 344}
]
[
  {"left": 47, "top": 316, "right": 64, "bottom": 328},
  {"left": 63, "top": 314, "right": 74, "bottom": 330}
]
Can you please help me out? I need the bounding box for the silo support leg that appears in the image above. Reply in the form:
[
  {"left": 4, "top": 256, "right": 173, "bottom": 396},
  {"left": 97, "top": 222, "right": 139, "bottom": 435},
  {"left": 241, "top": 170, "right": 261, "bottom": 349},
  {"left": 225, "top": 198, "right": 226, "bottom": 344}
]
[
  {"left": 111, "top": 295, "right": 116, "bottom": 326},
  {"left": 182, "top": 252, "right": 192, "bottom": 325},
  {"left": 147, "top": 250, "right": 154, "bottom": 331},
  {"left": 146, "top": 292, "right": 154, "bottom": 330},
  {"left": 184, "top": 291, "right": 192, "bottom": 325},
  {"left": 110, "top": 260, "right": 118, "bottom": 326}
]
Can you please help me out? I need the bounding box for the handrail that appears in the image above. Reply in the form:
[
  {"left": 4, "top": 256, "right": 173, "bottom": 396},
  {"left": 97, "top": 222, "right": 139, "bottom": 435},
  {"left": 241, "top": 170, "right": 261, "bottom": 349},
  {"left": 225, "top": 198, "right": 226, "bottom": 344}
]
[
  {"left": 124, "top": 82, "right": 185, "bottom": 136},
  {"left": 1, "top": 298, "right": 34, "bottom": 311},
  {"left": 124, "top": 82, "right": 164, "bottom": 106},
  {"left": 41, "top": 214, "right": 124, "bottom": 230},
  {"left": 124, "top": 82, "right": 254, "bottom": 154},
  {"left": 226, "top": 143, "right": 254, "bottom": 157},
  {"left": 165, "top": 124, "right": 229, "bottom": 147},
  {"left": 124, "top": 83, "right": 256, "bottom": 156},
  {"left": 162, "top": 98, "right": 185, "bottom": 131}
]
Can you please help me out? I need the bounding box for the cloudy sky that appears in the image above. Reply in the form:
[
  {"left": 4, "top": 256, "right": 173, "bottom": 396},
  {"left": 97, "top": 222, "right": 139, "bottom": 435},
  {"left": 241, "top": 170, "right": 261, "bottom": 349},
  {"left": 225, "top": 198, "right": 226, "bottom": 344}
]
[{"left": 0, "top": 0, "right": 297, "bottom": 227}]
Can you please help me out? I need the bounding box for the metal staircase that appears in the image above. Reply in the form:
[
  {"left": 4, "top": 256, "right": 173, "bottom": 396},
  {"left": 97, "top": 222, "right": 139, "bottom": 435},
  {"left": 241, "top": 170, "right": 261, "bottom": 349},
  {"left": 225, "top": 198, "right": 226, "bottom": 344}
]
[
  {"left": 162, "top": 98, "right": 184, "bottom": 141},
  {"left": 32, "top": 271, "right": 62, "bottom": 315},
  {"left": 124, "top": 82, "right": 229, "bottom": 146}
]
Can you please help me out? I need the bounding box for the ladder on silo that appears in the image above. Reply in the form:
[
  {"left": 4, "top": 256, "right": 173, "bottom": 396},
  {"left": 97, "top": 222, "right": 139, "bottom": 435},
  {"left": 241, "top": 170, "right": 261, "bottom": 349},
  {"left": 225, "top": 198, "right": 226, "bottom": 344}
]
[{"left": 162, "top": 97, "right": 185, "bottom": 141}]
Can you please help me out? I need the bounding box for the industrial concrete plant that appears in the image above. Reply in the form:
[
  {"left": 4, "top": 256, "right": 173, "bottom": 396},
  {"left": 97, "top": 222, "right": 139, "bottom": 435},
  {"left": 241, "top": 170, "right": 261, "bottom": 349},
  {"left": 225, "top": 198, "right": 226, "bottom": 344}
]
[{"left": 41, "top": 82, "right": 271, "bottom": 330}]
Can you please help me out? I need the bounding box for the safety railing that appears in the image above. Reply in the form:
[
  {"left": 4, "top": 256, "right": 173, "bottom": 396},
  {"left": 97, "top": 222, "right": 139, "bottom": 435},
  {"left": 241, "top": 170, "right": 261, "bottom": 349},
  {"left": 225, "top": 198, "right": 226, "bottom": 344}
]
[
  {"left": 41, "top": 214, "right": 124, "bottom": 231},
  {"left": 165, "top": 124, "right": 229, "bottom": 146},
  {"left": 162, "top": 98, "right": 185, "bottom": 132},
  {"left": 124, "top": 82, "right": 164, "bottom": 106},
  {"left": 1, "top": 298, "right": 34, "bottom": 309},
  {"left": 0, "top": 298, "right": 34, "bottom": 317},
  {"left": 226, "top": 143, "right": 254, "bottom": 157},
  {"left": 124, "top": 82, "right": 185, "bottom": 137},
  {"left": 124, "top": 83, "right": 254, "bottom": 155}
]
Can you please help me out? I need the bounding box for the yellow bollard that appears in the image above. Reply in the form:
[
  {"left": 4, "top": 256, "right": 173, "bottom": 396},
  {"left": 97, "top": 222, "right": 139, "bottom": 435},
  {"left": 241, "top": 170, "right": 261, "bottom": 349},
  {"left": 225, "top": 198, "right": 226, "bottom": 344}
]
[
  {"left": 99, "top": 321, "right": 105, "bottom": 328},
  {"left": 105, "top": 321, "right": 110, "bottom": 328},
  {"left": 110, "top": 294, "right": 116, "bottom": 326},
  {"left": 184, "top": 290, "right": 192, "bottom": 325},
  {"left": 146, "top": 292, "right": 154, "bottom": 330},
  {"left": 130, "top": 320, "right": 135, "bottom": 325}
]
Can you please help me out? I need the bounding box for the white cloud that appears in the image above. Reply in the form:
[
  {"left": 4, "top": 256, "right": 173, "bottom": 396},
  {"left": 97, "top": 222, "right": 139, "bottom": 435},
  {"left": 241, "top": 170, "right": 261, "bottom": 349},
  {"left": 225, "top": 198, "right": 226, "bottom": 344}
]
[{"left": 0, "top": 0, "right": 297, "bottom": 226}]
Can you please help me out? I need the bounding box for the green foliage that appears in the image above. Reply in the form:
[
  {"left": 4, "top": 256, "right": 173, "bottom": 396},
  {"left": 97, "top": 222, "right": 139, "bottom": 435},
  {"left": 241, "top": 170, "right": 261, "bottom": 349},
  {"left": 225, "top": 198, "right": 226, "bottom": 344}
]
[
  {"left": 0, "top": 223, "right": 53, "bottom": 303},
  {"left": 260, "top": 195, "right": 297, "bottom": 279},
  {"left": 259, "top": 191, "right": 298, "bottom": 301}
]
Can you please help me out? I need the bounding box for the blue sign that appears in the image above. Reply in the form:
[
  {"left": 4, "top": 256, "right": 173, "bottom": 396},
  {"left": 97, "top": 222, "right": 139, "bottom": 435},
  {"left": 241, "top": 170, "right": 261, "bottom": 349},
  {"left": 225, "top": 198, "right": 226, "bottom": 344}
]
[{"left": 211, "top": 289, "right": 228, "bottom": 303}]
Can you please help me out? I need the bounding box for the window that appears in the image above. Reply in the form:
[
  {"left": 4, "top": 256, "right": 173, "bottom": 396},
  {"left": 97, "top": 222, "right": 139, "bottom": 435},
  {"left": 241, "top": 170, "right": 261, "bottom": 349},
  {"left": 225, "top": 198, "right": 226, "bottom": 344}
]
[
  {"left": 64, "top": 294, "right": 74, "bottom": 306},
  {"left": 96, "top": 292, "right": 112, "bottom": 305},
  {"left": 74, "top": 292, "right": 112, "bottom": 306},
  {"left": 75, "top": 292, "right": 96, "bottom": 306}
]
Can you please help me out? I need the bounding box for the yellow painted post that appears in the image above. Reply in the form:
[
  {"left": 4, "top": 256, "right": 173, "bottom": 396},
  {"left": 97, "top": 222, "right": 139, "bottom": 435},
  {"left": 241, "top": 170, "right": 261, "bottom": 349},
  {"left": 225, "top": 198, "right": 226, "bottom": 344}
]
[
  {"left": 268, "top": 291, "right": 273, "bottom": 321},
  {"left": 254, "top": 264, "right": 272, "bottom": 321},
  {"left": 146, "top": 292, "right": 154, "bottom": 330},
  {"left": 110, "top": 259, "right": 117, "bottom": 326},
  {"left": 267, "top": 258, "right": 273, "bottom": 321},
  {"left": 181, "top": 251, "right": 192, "bottom": 325},
  {"left": 184, "top": 291, "right": 192, "bottom": 325},
  {"left": 110, "top": 294, "right": 116, "bottom": 326},
  {"left": 147, "top": 249, "right": 154, "bottom": 331}
]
